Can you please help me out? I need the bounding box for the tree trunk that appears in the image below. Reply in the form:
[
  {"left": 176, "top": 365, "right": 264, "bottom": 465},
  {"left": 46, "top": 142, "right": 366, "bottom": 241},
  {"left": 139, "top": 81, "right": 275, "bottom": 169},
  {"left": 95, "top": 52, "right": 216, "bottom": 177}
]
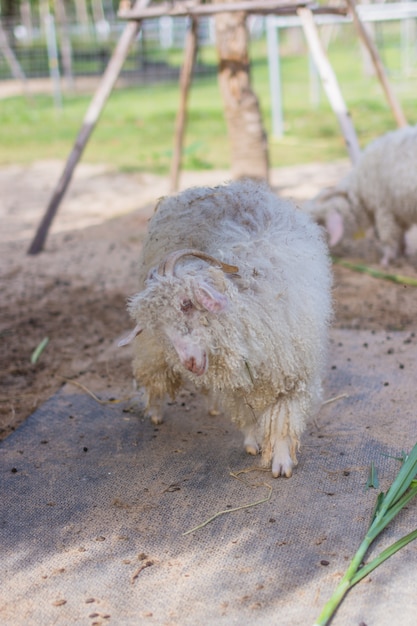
[{"left": 213, "top": 0, "right": 269, "bottom": 182}]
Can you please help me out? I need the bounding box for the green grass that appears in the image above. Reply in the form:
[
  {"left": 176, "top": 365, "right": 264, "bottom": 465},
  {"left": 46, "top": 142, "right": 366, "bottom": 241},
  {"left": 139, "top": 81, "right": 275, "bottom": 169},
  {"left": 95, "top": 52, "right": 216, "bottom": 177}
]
[
  {"left": 315, "top": 444, "right": 417, "bottom": 625},
  {"left": 0, "top": 30, "right": 416, "bottom": 174}
]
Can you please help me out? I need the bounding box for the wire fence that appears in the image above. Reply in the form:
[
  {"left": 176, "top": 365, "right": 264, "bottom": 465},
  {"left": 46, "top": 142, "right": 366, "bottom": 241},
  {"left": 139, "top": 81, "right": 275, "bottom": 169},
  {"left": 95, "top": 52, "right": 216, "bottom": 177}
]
[
  {"left": 1, "top": 7, "right": 415, "bottom": 97},
  {"left": 0, "top": 14, "right": 266, "bottom": 84}
]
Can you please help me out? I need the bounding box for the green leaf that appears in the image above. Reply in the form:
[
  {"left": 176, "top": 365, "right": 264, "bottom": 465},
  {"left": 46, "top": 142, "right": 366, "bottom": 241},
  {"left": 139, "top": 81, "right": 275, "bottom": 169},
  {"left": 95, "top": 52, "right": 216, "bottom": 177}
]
[
  {"left": 365, "top": 461, "right": 379, "bottom": 490},
  {"left": 30, "top": 337, "right": 49, "bottom": 365},
  {"left": 376, "top": 443, "right": 417, "bottom": 514},
  {"left": 351, "top": 528, "right": 417, "bottom": 585},
  {"left": 314, "top": 443, "right": 417, "bottom": 626},
  {"left": 332, "top": 257, "right": 417, "bottom": 286},
  {"left": 370, "top": 491, "right": 385, "bottom": 524}
]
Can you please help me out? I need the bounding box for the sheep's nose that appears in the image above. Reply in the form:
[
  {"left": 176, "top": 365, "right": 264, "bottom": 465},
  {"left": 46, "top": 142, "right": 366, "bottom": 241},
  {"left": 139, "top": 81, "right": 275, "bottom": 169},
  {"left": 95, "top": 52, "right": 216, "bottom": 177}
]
[{"left": 184, "top": 353, "right": 207, "bottom": 376}]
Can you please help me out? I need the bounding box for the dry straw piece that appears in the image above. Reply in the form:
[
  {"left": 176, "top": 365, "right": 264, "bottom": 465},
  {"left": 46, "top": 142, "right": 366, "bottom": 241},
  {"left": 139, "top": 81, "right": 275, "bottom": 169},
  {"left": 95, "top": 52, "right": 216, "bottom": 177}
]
[{"left": 183, "top": 467, "right": 272, "bottom": 536}]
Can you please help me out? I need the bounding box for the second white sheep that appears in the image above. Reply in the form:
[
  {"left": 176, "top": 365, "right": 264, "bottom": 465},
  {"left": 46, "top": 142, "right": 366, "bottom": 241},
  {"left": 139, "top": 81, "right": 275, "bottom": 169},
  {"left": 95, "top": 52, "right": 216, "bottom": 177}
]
[{"left": 304, "top": 125, "right": 417, "bottom": 266}]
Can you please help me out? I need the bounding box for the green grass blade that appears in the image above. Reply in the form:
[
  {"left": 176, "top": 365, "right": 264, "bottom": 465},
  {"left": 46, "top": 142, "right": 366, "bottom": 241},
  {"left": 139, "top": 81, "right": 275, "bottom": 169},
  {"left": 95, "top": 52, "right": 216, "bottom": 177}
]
[
  {"left": 313, "top": 578, "right": 352, "bottom": 626},
  {"left": 365, "top": 461, "right": 379, "bottom": 490},
  {"left": 351, "top": 528, "right": 417, "bottom": 585},
  {"left": 376, "top": 443, "right": 417, "bottom": 514},
  {"left": 314, "top": 444, "right": 417, "bottom": 626},
  {"left": 367, "top": 484, "right": 417, "bottom": 544},
  {"left": 30, "top": 337, "right": 49, "bottom": 364},
  {"left": 369, "top": 491, "right": 385, "bottom": 524},
  {"left": 332, "top": 258, "right": 417, "bottom": 286}
]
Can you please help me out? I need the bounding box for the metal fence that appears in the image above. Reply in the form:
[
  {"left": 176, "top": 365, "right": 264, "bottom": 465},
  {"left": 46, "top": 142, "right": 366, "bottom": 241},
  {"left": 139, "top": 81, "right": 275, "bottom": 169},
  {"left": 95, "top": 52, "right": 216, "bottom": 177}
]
[
  {"left": 0, "top": 15, "right": 209, "bottom": 83},
  {"left": 0, "top": 14, "right": 266, "bottom": 84}
]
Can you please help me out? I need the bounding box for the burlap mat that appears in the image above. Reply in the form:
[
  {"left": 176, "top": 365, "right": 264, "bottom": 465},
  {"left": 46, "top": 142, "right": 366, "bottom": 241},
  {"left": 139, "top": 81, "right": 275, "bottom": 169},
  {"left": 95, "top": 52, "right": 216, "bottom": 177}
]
[{"left": 1, "top": 329, "right": 417, "bottom": 625}]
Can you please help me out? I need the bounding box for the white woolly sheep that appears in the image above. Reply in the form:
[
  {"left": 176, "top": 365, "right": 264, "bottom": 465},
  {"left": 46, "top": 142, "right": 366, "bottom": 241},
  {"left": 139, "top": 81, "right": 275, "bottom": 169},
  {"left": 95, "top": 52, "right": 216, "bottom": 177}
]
[
  {"left": 120, "top": 179, "right": 332, "bottom": 478},
  {"left": 304, "top": 125, "right": 417, "bottom": 266}
]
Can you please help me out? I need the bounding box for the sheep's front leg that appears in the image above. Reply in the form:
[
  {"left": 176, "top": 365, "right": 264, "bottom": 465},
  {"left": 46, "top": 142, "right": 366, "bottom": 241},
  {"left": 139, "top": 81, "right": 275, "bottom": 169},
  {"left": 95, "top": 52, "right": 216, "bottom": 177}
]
[
  {"left": 243, "top": 425, "right": 260, "bottom": 457},
  {"left": 374, "top": 210, "right": 404, "bottom": 267},
  {"left": 145, "top": 394, "right": 166, "bottom": 425},
  {"left": 270, "top": 435, "right": 297, "bottom": 478},
  {"left": 260, "top": 400, "right": 304, "bottom": 478},
  {"left": 205, "top": 389, "right": 221, "bottom": 417}
]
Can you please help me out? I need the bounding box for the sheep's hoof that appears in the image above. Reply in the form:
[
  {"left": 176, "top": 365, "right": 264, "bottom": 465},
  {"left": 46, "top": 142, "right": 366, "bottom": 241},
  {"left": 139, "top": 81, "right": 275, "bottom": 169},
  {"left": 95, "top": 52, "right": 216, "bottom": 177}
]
[
  {"left": 271, "top": 439, "right": 295, "bottom": 478},
  {"left": 244, "top": 434, "right": 259, "bottom": 456},
  {"left": 150, "top": 414, "right": 163, "bottom": 425},
  {"left": 245, "top": 443, "right": 259, "bottom": 456},
  {"left": 272, "top": 460, "right": 293, "bottom": 478}
]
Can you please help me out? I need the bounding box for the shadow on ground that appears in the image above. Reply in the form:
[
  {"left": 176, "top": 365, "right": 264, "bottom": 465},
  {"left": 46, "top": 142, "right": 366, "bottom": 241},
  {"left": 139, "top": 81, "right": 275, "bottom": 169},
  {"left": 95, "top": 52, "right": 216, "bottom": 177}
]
[{"left": 2, "top": 329, "right": 417, "bottom": 625}]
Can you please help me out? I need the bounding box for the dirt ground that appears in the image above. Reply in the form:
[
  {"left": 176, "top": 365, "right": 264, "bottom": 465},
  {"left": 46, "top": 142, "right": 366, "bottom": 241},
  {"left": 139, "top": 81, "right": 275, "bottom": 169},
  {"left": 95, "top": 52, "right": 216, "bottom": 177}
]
[{"left": 1, "top": 159, "right": 417, "bottom": 440}]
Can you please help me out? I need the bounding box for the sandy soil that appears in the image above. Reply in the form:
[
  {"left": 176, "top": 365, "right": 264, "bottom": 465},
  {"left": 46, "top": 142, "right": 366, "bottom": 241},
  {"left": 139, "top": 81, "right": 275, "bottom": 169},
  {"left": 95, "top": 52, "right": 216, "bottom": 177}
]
[{"left": 1, "top": 159, "right": 417, "bottom": 440}]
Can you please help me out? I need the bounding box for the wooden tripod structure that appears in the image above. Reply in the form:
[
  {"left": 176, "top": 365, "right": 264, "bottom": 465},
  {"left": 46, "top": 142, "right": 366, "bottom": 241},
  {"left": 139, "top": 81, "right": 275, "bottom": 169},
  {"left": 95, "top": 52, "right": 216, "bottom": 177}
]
[
  {"left": 0, "top": 20, "right": 30, "bottom": 98},
  {"left": 27, "top": 0, "right": 407, "bottom": 255}
]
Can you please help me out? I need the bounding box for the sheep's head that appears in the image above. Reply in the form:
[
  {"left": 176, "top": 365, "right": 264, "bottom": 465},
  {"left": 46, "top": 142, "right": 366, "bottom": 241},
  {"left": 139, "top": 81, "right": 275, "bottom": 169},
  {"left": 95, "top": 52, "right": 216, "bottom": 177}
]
[
  {"left": 306, "top": 170, "right": 375, "bottom": 249},
  {"left": 119, "top": 249, "right": 239, "bottom": 377},
  {"left": 304, "top": 186, "right": 353, "bottom": 248}
]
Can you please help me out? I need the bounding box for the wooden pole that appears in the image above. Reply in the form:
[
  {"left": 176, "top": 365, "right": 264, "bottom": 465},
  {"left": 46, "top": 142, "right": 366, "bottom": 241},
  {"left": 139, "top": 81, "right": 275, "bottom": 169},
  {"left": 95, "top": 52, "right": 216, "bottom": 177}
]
[
  {"left": 27, "top": 0, "right": 150, "bottom": 255},
  {"left": 345, "top": 0, "right": 407, "bottom": 128},
  {"left": 0, "top": 20, "right": 30, "bottom": 98},
  {"left": 119, "top": 1, "right": 347, "bottom": 20},
  {"left": 169, "top": 17, "right": 198, "bottom": 192},
  {"left": 297, "top": 7, "right": 361, "bottom": 164}
]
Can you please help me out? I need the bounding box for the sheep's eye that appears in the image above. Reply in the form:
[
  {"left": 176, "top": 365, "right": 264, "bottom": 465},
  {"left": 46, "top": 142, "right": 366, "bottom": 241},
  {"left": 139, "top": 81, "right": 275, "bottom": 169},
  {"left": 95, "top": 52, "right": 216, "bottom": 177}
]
[{"left": 180, "top": 299, "right": 194, "bottom": 313}]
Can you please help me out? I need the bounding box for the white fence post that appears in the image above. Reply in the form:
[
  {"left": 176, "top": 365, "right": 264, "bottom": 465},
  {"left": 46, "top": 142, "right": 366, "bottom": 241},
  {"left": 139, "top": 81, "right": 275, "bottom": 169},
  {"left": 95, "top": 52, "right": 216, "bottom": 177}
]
[
  {"left": 266, "top": 15, "right": 283, "bottom": 138},
  {"left": 45, "top": 13, "right": 62, "bottom": 110}
]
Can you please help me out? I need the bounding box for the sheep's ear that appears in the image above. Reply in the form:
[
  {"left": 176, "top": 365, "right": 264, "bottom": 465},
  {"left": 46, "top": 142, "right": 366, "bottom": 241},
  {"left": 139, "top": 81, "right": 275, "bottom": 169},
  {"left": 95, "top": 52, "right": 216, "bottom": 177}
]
[
  {"left": 326, "top": 209, "right": 344, "bottom": 247},
  {"left": 118, "top": 324, "right": 143, "bottom": 347},
  {"left": 193, "top": 280, "right": 228, "bottom": 313}
]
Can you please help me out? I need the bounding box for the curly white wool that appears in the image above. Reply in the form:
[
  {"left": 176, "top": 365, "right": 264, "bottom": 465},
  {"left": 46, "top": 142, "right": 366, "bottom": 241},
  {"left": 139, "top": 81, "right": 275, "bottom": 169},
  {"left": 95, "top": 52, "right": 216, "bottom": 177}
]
[{"left": 121, "top": 179, "right": 333, "bottom": 478}]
